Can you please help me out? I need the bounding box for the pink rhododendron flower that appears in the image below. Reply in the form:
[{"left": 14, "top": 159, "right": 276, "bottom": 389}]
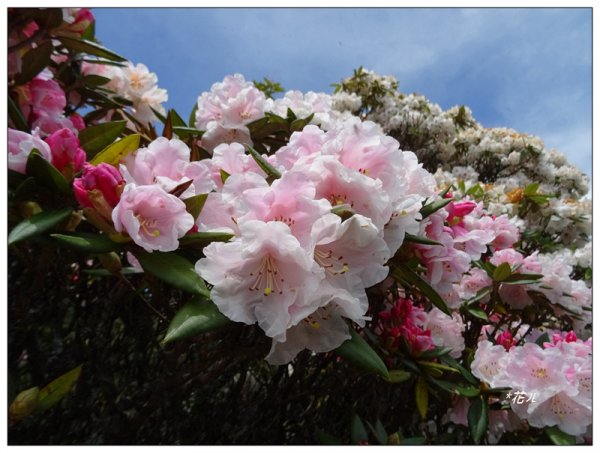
[
  {"left": 423, "top": 308, "right": 465, "bottom": 358},
  {"left": 44, "top": 127, "right": 86, "bottom": 175},
  {"left": 377, "top": 297, "right": 434, "bottom": 355},
  {"left": 272, "top": 125, "right": 326, "bottom": 170},
  {"left": 112, "top": 184, "right": 194, "bottom": 252},
  {"left": 8, "top": 128, "right": 52, "bottom": 174},
  {"left": 496, "top": 331, "right": 516, "bottom": 351},
  {"left": 29, "top": 77, "right": 66, "bottom": 118},
  {"left": 208, "top": 142, "right": 265, "bottom": 187},
  {"left": 470, "top": 340, "right": 511, "bottom": 388},
  {"left": 446, "top": 200, "right": 477, "bottom": 222},
  {"left": 195, "top": 220, "right": 325, "bottom": 339}
]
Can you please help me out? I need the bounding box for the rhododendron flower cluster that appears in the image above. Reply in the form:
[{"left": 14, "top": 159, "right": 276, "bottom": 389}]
[{"left": 471, "top": 332, "right": 591, "bottom": 436}]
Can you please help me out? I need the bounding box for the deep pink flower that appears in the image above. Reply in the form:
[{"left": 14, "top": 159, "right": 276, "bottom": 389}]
[
  {"left": 73, "top": 163, "right": 124, "bottom": 211},
  {"left": 495, "top": 331, "right": 516, "bottom": 352},
  {"left": 44, "top": 128, "right": 86, "bottom": 174},
  {"left": 29, "top": 77, "right": 66, "bottom": 117},
  {"left": 446, "top": 200, "right": 477, "bottom": 222}
]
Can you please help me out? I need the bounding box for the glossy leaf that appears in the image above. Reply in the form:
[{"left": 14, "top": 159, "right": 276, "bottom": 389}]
[
  {"left": 188, "top": 102, "right": 199, "bottom": 127},
  {"left": 391, "top": 263, "right": 451, "bottom": 316},
  {"left": 467, "top": 306, "right": 489, "bottom": 321},
  {"left": 335, "top": 328, "right": 389, "bottom": 379},
  {"left": 468, "top": 395, "right": 488, "bottom": 444},
  {"left": 183, "top": 193, "right": 208, "bottom": 220},
  {"left": 50, "top": 232, "right": 122, "bottom": 253},
  {"left": 90, "top": 133, "right": 140, "bottom": 166},
  {"left": 385, "top": 370, "right": 411, "bottom": 383},
  {"left": 162, "top": 297, "right": 229, "bottom": 344},
  {"left": 419, "top": 197, "right": 452, "bottom": 219},
  {"left": 502, "top": 273, "right": 544, "bottom": 285},
  {"left": 172, "top": 126, "right": 204, "bottom": 138},
  {"left": 56, "top": 35, "right": 127, "bottom": 62},
  {"left": 16, "top": 40, "right": 53, "bottom": 84},
  {"left": 79, "top": 120, "right": 127, "bottom": 156},
  {"left": 404, "top": 233, "right": 443, "bottom": 246},
  {"left": 83, "top": 267, "right": 143, "bottom": 277},
  {"left": 246, "top": 145, "right": 282, "bottom": 179},
  {"left": 34, "top": 365, "right": 82, "bottom": 414},
  {"left": 179, "top": 231, "right": 234, "bottom": 248},
  {"left": 136, "top": 251, "right": 210, "bottom": 298},
  {"left": 545, "top": 426, "right": 576, "bottom": 445},
  {"left": 8, "top": 95, "right": 29, "bottom": 131},
  {"left": 492, "top": 262, "right": 512, "bottom": 282},
  {"left": 8, "top": 207, "right": 72, "bottom": 246},
  {"left": 350, "top": 414, "right": 369, "bottom": 445},
  {"left": 25, "top": 149, "right": 69, "bottom": 193},
  {"left": 83, "top": 74, "right": 111, "bottom": 87},
  {"left": 415, "top": 377, "right": 428, "bottom": 419}
]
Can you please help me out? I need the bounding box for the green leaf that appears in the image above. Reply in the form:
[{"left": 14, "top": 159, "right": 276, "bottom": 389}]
[
  {"left": 390, "top": 263, "right": 451, "bottom": 316},
  {"left": 369, "top": 419, "right": 388, "bottom": 445},
  {"left": 16, "top": 40, "right": 54, "bottom": 85},
  {"left": 545, "top": 426, "right": 576, "bottom": 445},
  {"left": 136, "top": 251, "right": 210, "bottom": 298},
  {"left": 188, "top": 102, "right": 199, "bottom": 127},
  {"left": 492, "top": 262, "right": 512, "bottom": 282},
  {"left": 535, "top": 332, "right": 550, "bottom": 347},
  {"left": 523, "top": 182, "right": 539, "bottom": 196},
  {"left": 79, "top": 121, "right": 127, "bottom": 156},
  {"left": 465, "top": 287, "right": 491, "bottom": 306},
  {"left": 415, "top": 376, "right": 428, "bottom": 419},
  {"left": 501, "top": 273, "right": 544, "bottom": 285},
  {"left": 335, "top": 328, "right": 389, "bottom": 379},
  {"left": 290, "top": 113, "right": 314, "bottom": 132},
  {"left": 246, "top": 145, "right": 282, "bottom": 179},
  {"left": 418, "top": 346, "right": 454, "bottom": 359},
  {"left": 468, "top": 395, "right": 488, "bottom": 444},
  {"left": 399, "top": 437, "right": 426, "bottom": 445},
  {"left": 315, "top": 430, "right": 341, "bottom": 445},
  {"left": 172, "top": 126, "right": 204, "bottom": 138},
  {"left": 220, "top": 169, "right": 230, "bottom": 184},
  {"left": 34, "top": 364, "right": 83, "bottom": 414},
  {"left": 83, "top": 74, "right": 111, "bottom": 87},
  {"left": 169, "top": 109, "right": 187, "bottom": 128},
  {"left": 404, "top": 233, "right": 442, "bottom": 246},
  {"left": 90, "top": 133, "right": 140, "bottom": 166},
  {"left": 350, "top": 414, "right": 369, "bottom": 445},
  {"left": 439, "top": 356, "right": 478, "bottom": 386},
  {"left": 25, "top": 149, "right": 69, "bottom": 193},
  {"left": 183, "top": 193, "right": 209, "bottom": 220},
  {"left": 50, "top": 232, "right": 122, "bottom": 253},
  {"left": 179, "top": 231, "right": 234, "bottom": 248},
  {"left": 83, "top": 267, "right": 143, "bottom": 277},
  {"left": 56, "top": 35, "right": 127, "bottom": 62},
  {"left": 8, "top": 95, "right": 29, "bottom": 131},
  {"left": 420, "top": 197, "right": 452, "bottom": 219},
  {"left": 8, "top": 207, "right": 72, "bottom": 246},
  {"left": 162, "top": 296, "right": 229, "bottom": 344},
  {"left": 467, "top": 306, "right": 489, "bottom": 321},
  {"left": 385, "top": 370, "right": 411, "bottom": 383}
]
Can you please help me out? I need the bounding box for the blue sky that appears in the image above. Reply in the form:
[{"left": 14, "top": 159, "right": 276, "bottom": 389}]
[{"left": 93, "top": 7, "right": 592, "bottom": 178}]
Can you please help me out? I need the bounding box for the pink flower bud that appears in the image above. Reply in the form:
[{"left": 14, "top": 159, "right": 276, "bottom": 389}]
[
  {"left": 29, "top": 77, "right": 66, "bottom": 117},
  {"left": 73, "top": 163, "right": 124, "bottom": 209},
  {"left": 446, "top": 200, "right": 477, "bottom": 221},
  {"left": 45, "top": 128, "right": 86, "bottom": 174},
  {"left": 495, "top": 331, "right": 516, "bottom": 351},
  {"left": 69, "top": 113, "right": 86, "bottom": 131}
]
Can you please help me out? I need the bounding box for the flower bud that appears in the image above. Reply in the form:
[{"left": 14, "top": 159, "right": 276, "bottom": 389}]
[
  {"left": 45, "top": 128, "right": 86, "bottom": 177},
  {"left": 98, "top": 252, "right": 122, "bottom": 274},
  {"left": 18, "top": 201, "right": 42, "bottom": 218},
  {"left": 9, "top": 387, "right": 40, "bottom": 425}
]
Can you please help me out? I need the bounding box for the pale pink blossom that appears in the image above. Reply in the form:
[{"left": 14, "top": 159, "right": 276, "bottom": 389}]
[
  {"left": 423, "top": 308, "right": 465, "bottom": 358},
  {"left": 8, "top": 128, "right": 52, "bottom": 174},
  {"left": 112, "top": 184, "right": 194, "bottom": 252}
]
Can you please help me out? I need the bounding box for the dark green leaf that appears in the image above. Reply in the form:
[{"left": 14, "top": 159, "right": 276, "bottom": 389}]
[
  {"left": 50, "top": 232, "right": 122, "bottom": 253},
  {"left": 136, "top": 251, "right": 210, "bottom": 298},
  {"left": 350, "top": 414, "right": 369, "bottom": 445},
  {"left": 390, "top": 263, "right": 451, "bottom": 316},
  {"left": 290, "top": 113, "right": 314, "bottom": 132},
  {"left": 468, "top": 395, "right": 488, "bottom": 444},
  {"left": 25, "top": 149, "right": 70, "bottom": 193},
  {"left": 162, "top": 296, "right": 229, "bottom": 344},
  {"left": 56, "top": 35, "right": 127, "bottom": 62},
  {"left": 150, "top": 106, "right": 167, "bottom": 124},
  {"left": 535, "top": 332, "right": 550, "bottom": 347},
  {"left": 90, "top": 133, "right": 140, "bottom": 166},
  {"left": 16, "top": 40, "right": 53, "bottom": 85},
  {"left": 34, "top": 365, "right": 82, "bottom": 414},
  {"left": 465, "top": 287, "right": 491, "bottom": 306},
  {"left": 179, "top": 231, "right": 234, "bottom": 248},
  {"left": 492, "top": 262, "right": 512, "bottom": 282},
  {"left": 399, "top": 437, "right": 426, "bottom": 445},
  {"left": 8, "top": 207, "right": 72, "bottom": 246},
  {"left": 418, "top": 346, "right": 454, "bottom": 359},
  {"left": 404, "top": 233, "right": 443, "bottom": 246},
  {"left": 83, "top": 267, "right": 143, "bottom": 277},
  {"left": 246, "top": 146, "right": 282, "bottom": 179},
  {"left": 439, "top": 356, "right": 478, "bottom": 386},
  {"left": 420, "top": 197, "right": 452, "bottom": 218},
  {"left": 183, "top": 193, "right": 209, "bottom": 220},
  {"left": 502, "top": 273, "right": 544, "bottom": 285},
  {"left": 172, "top": 126, "right": 204, "bottom": 138},
  {"left": 335, "top": 328, "right": 389, "bottom": 379},
  {"left": 415, "top": 377, "right": 428, "bottom": 419},
  {"left": 8, "top": 96, "right": 29, "bottom": 132},
  {"left": 79, "top": 120, "right": 126, "bottom": 156},
  {"left": 14, "top": 177, "right": 38, "bottom": 202},
  {"left": 544, "top": 426, "right": 576, "bottom": 445},
  {"left": 83, "top": 74, "right": 111, "bottom": 87},
  {"left": 315, "top": 430, "right": 341, "bottom": 445}
]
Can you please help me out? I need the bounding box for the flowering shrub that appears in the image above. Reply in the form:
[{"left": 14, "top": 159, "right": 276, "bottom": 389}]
[{"left": 8, "top": 8, "right": 591, "bottom": 445}]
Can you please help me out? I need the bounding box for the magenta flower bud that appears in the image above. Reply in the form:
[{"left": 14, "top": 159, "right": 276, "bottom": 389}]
[
  {"left": 73, "top": 163, "right": 124, "bottom": 209},
  {"left": 446, "top": 200, "right": 477, "bottom": 221},
  {"left": 495, "top": 330, "right": 515, "bottom": 352},
  {"left": 69, "top": 113, "right": 86, "bottom": 131},
  {"left": 45, "top": 128, "right": 86, "bottom": 174}
]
